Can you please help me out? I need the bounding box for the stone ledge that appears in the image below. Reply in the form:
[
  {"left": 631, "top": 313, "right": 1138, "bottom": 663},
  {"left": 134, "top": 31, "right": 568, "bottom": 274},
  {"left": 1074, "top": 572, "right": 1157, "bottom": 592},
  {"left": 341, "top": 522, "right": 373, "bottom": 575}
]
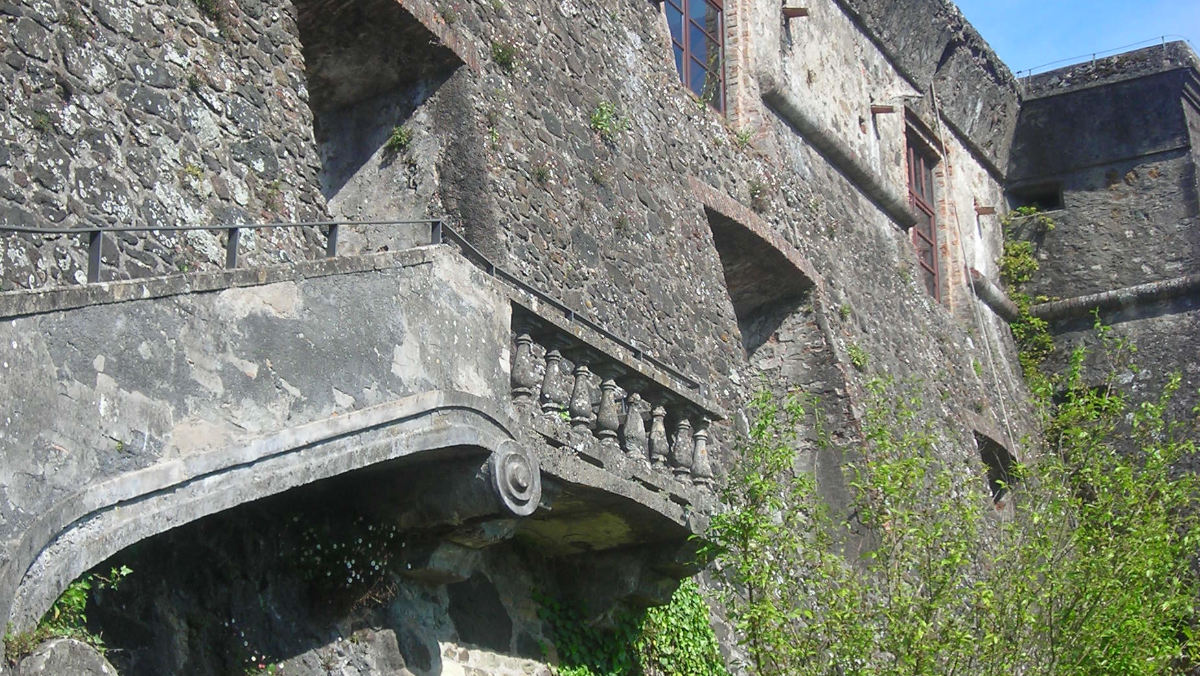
[
  {"left": 689, "top": 176, "right": 824, "bottom": 291},
  {"left": 1031, "top": 273, "right": 1200, "bottom": 322},
  {"left": 396, "top": 0, "right": 483, "bottom": 72},
  {"left": 2, "top": 391, "right": 516, "bottom": 631},
  {"left": 756, "top": 75, "right": 920, "bottom": 229}
]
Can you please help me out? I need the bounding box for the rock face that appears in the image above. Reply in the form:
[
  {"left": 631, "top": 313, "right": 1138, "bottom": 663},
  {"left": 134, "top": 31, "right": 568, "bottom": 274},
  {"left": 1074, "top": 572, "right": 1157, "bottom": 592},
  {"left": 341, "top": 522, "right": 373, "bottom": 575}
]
[
  {"left": 0, "top": 0, "right": 328, "bottom": 288},
  {"left": 2, "top": 0, "right": 1195, "bottom": 671},
  {"left": 78, "top": 480, "right": 561, "bottom": 676},
  {"left": 1009, "top": 43, "right": 1200, "bottom": 436},
  {"left": 14, "top": 639, "right": 118, "bottom": 676}
]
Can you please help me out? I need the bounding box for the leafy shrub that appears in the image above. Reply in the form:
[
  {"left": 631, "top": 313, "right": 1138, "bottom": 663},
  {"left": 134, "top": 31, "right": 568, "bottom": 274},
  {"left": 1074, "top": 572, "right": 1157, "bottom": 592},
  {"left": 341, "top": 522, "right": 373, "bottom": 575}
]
[{"left": 705, "top": 364, "right": 1200, "bottom": 674}]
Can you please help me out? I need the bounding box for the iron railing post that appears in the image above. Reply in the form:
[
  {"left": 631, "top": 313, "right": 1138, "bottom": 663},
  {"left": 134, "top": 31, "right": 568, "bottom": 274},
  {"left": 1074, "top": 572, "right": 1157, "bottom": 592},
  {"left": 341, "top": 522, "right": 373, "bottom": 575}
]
[
  {"left": 326, "top": 223, "right": 339, "bottom": 258},
  {"left": 225, "top": 227, "right": 240, "bottom": 269},
  {"left": 87, "top": 229, "right": 102, "bottom": 283}
]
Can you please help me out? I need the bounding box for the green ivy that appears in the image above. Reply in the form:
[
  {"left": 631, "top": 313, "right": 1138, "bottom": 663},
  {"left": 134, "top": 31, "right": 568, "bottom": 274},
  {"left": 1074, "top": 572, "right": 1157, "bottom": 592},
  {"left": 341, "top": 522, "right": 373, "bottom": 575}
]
[
  {"left": 998, "top": 207, "right": 1056, "bottom": 385},
  {"left": 640, "top": 580, "right": 729, "bottom": 676},
  {"left": 536, "top": 579, "right": 728, "bottom": 676}
]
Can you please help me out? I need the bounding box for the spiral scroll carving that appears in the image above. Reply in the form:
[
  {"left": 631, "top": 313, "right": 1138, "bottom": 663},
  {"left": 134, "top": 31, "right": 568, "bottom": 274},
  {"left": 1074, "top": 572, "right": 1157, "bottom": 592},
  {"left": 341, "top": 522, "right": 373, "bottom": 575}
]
[{"left": 490, "top": 440, "right": 542, "bottom": 517}]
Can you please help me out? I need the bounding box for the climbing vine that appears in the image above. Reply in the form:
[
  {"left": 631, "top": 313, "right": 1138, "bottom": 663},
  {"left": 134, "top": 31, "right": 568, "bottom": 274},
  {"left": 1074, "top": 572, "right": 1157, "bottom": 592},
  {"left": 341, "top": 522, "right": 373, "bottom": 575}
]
[{"left": 999, "top": 206, "right": 1055, "bottom": 385}]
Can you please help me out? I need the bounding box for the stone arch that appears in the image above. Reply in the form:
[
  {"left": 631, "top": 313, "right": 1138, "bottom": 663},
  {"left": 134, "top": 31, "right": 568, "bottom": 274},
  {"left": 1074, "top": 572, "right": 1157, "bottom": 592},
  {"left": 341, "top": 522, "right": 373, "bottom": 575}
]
[{"left": 1, "top": 391, "right": 531, "bottom": 632}]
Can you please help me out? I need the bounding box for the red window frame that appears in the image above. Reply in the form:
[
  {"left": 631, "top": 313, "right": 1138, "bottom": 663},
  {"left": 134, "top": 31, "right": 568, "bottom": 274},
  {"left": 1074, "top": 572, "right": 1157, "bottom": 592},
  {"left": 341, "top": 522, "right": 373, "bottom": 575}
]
[
  {"left": 907, "top": 140, "right": 939, "bottom": 300},
  {"left": 663, "top": 0, "right": 725, "bottom": 112}
]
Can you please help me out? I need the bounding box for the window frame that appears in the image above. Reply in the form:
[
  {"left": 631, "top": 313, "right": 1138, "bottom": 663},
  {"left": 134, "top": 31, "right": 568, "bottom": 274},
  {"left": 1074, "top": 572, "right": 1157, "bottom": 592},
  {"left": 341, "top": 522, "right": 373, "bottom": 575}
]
[
  {"left": 662, "top": 0, "right": 726, "bottom": 113},
  {"left": 906, "top": 131, "right": 941, "bottom": 300}
]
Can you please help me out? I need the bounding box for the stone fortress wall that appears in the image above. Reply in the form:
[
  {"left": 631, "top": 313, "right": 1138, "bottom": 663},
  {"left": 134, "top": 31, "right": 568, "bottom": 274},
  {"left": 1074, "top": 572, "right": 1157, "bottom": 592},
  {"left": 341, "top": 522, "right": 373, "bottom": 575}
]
[
  {"left": 1010, "top": 42, "right": 1200, "bottom": 432},
  {"left": 1, "top": 0, "right": 1195, "bottom": 672}
]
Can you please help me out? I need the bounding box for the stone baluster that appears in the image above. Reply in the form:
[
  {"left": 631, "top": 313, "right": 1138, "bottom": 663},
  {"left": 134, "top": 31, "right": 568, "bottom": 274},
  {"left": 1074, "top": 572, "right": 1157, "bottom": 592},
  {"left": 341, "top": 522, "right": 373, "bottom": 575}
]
[
  {"left": 692, "top": 418, "right": 714, "bottom": 488},
  {"left": 671, "top": 418, "right": 694, "bottom": 480},
  {"left": 511, "top": 334, "right": 540, "bottom": 407},
  {"left": 621, "top": 393, "right": 648, "bottom": 460},
  {"left": 539, "top": 350, "right": 570, "bottom": 414},
  {"left": 569, "top": 364, "right": 595, "bottom": 432},
  {"left": 596, "top": 379, "right": 621, "bottom": 449},
  {"left": 648, "top": 406, "right": 669, "bottom": 469}
]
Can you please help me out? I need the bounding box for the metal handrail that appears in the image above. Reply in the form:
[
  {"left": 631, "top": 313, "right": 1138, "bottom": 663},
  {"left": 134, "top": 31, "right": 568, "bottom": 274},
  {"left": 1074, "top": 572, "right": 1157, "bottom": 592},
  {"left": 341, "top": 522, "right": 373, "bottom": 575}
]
[
  {"left": 2, "top": 217, "right": 704, "bottom": 394},
  {"left": 0, "top": 219, "right": 443, "bottom": 283}
]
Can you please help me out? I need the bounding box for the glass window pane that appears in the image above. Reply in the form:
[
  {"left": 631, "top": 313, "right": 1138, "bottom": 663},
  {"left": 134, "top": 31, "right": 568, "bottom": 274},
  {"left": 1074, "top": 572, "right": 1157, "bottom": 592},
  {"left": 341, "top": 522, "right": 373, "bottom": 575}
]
[
  {"left": 689, "top": 23, "right": 710, "bottom": 65},
  {"left": 705, "top": 72, "right": 723, "bottom": 110},
  {"left": 673, "top": 45, "right": 684, "bottom": 81},
  {"left": 689, "top": 0, "right": 721, "bottom": 38},
  {"left": 703, "top": 35, "right": 722, "bottom": 72},
  {"left": 666, "top": 5, "right": 683, "bottom": 45},
  {"left": 688, "top": 60, "right": 708, "bottom": 98}
]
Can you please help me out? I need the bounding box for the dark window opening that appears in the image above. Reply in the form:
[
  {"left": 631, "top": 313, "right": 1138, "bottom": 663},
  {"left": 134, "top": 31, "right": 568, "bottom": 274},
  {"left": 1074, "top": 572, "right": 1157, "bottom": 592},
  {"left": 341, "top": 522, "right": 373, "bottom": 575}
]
[
  {"left": 295, "top": 0, "right": 462, "bottom": 207},
  {"left": 1008, "top": 183, "right": 1064, "bottom": 211},
  {"left": 664, "top": 0, "right": 725, "bottom": 112},
  {"left": 906, "top": 133, "right": 939, "bottom": 299},
  {"left": 704, "top": 207, "right": 813, "bottom": 356},
  {"left": 975, "top": 432, "right": 1018, "bottom": 507}
]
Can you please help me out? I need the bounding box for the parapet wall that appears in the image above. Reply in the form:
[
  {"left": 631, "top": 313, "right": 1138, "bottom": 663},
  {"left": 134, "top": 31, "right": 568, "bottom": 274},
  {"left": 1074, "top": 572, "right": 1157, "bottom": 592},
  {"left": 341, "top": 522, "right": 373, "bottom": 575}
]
[{"left": 1023, "top": 41, "right": 1200, "bottom": 100}]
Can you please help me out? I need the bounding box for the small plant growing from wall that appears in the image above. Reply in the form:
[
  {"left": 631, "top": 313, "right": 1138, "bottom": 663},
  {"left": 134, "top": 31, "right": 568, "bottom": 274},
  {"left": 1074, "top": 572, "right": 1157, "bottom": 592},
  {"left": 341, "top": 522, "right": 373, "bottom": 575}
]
[
  {"left": 847, "top": 342, "right": 868, "bottom": 371},
  {"left": 589, "top": 101, "right": 629, "bottom": 142},
  {"left": 491, "top": 40, "right": 518, "bottom": 73},
  {"left": 30, "top": 111, "right": 53, "bottom": 134},
  {"left": 187, "top": 71, "right": 205, "bottom": 93},
  {"left": 734, "top": 127, "right": 754, "bottom": 150},
  {"left": 4, "top": 566, "right": 132, "bottom": 665},
  {"left": 192, "top": 0, "right": 223, "bottom": 22},
  {"left": 385, "top": 125, "right": 412, "bottom": 154},
  {"left": 294, "top": 513, "right": 401, "bottom": 609},
  {"left": 438, "top": 1, "right": 461, "bottom": 24},
  {"left": 748, "top": 179, "right": 768, "bottom": 213}
]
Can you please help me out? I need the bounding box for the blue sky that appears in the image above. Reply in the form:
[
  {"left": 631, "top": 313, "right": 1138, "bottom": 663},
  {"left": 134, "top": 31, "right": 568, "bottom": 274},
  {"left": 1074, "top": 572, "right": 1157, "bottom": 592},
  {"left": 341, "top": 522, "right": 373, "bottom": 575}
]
[{"left": 952, "top": 0, "right": 1200, "bottom": 76}]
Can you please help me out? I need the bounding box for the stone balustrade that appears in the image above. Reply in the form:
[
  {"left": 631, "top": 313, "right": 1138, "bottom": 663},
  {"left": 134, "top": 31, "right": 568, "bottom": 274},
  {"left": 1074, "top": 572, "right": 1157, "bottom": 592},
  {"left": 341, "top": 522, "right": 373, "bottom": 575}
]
[{"left": 510, "top": 328, "right": 717, "bottom": 490}]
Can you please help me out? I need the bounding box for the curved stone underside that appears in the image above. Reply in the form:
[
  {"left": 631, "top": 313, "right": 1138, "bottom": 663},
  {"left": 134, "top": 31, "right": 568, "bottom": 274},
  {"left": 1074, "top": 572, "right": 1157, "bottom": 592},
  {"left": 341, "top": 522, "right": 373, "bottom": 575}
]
[
  {"left": 3, "top": 389, "right": 706, "bottom": 632},
  {"left": 3, "top": 391, "right": 516, "bottom": 629}
]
